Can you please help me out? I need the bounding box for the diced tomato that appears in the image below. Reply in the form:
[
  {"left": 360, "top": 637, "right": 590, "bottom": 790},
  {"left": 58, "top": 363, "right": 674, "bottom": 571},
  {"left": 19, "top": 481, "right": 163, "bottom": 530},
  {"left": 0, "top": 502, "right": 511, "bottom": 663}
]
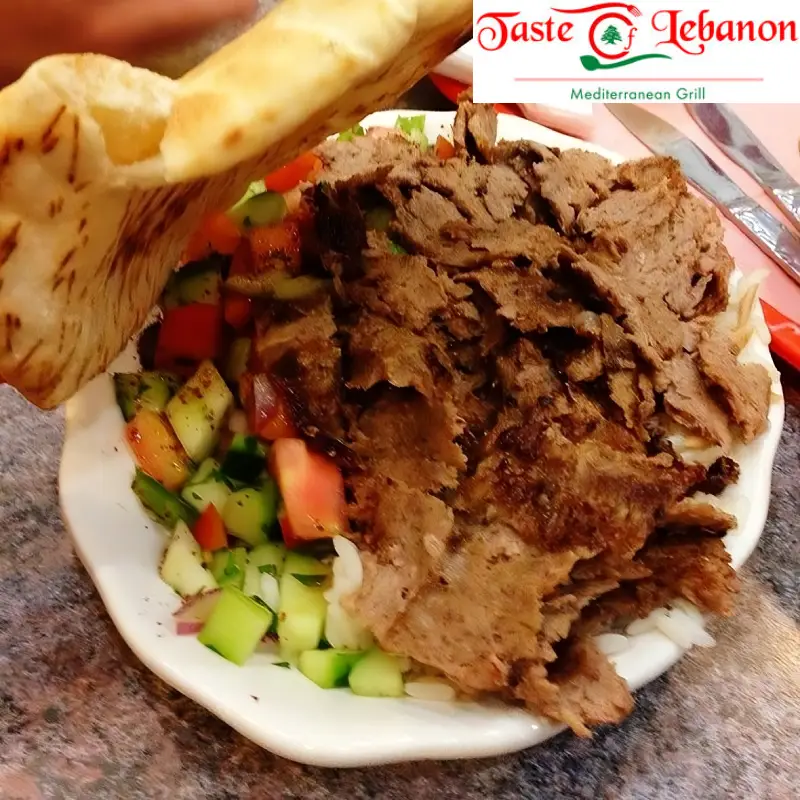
[
  {"left": 182, "top": 212, "right": 242, "bottom": 262},
  {"left": 240, "top": 373, "right": 298, "bottom": 441},
  {"left": 257, "top": 397, "right": 297, "bottom": 441},
  {"left": 278, "top": 508, "right": 304, "bottom": 550},
  {"left": 291, "top": 200, "right": 315, "bottom": 239},
  {"left": 223, "top": 294, "right": 253, "bottom": 329},
  {"left": 192, "top": 504, "right": 228, "bottom": 551},
  {"left": 155, "top": 303, "right": 222, "bottom": 367},
  {"left": 264, "top": 151, "right": 322, "bottom": 194},
  {"left": 435, "top": 135, "right": 456, "bottom": 160},
  {"left": 271, "top": 438, "right": 345, "bottom": 542},
  {"left": 125, "top": 409, "right": 191, "bottom": 490},
  {"left": 229, "top": 237, "right": 255, "bottom": 277},
  {"left": 248, "top": 220, "right": 301, "bottom": 272}
]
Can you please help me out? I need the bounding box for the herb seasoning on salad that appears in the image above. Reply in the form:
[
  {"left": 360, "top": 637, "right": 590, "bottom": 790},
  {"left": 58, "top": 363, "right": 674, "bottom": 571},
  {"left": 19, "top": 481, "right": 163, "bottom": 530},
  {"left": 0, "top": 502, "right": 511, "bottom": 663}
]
[
  {"left": 115, "top": 117, "right": 436, "bottom": 698},
  {"left": 116, "top": 96, "right": 772, "bottom": 733}
]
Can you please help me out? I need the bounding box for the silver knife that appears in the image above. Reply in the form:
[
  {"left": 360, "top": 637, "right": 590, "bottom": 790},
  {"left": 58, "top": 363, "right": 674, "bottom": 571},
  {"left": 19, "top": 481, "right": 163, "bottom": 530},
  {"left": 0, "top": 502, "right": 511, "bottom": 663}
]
[
  {"left": 686, "top": 103, "right": 800, "bottom": 234},
  {"left": 606, "top": 103, "right": 800, "bottom": 288}
]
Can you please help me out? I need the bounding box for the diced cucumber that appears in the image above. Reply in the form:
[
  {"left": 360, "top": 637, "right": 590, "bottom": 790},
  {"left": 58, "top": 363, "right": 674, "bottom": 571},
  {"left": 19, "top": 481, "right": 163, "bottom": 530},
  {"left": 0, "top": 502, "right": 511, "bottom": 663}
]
[
  {"left": 187, "top": 458, "right": 221, "bottom": 486},
  {"left": 273, "top": 275, "right": 329, "bottom": 301},
  {"left": 197, "top": 585, "right": 273, "bottom": 665},
  {"left": 160, "top": 521, "right": 218, "bottom": 597},
  {"left": 278, "top": 558, "right": 330, "bottom": 658},
  {"left": 348, "top": 650, "right": 405, "bottom": 698},
  {"left": 248, "top": 543, "right": 287, "bottom": 576},
  {"left": 222, "top": 482, "right": 279, "bottom": 546},
  {"left": 139, "top": 373, "right": 181, "bottom": 412},
  {"left": 113, "top": 372, "right": 180, "bottom": 421},
  {"left": 162, "top": 258, "right": 224, "bottom": 308},
  {"left": 299, "top": 649, "right": 366, "bottom": 689},
  {"left": 210, "top": 547, "right": 248, "bottom": 589},
  {"left": 227, "top": 180, "right": 266, "bottom": 221},
  {"left": 166, "top": 361, "right": 233, "bottom": 462},
  {"left": 225, "top": 271, "right": 329, "bottom": 301},
  {"left": 181, "top": 478, "right": 231, "bottom": 514},
  {"left": 278, "top": 609, "right": 326, "bottom": 660},
  {"left": 228, "top": 191, "right": 287, "bottom": 228},
  {"left": 225, "top": 338, "right": 252, "bottom": 384},
  {"left": 161, "top": 273, "right": 183, "bottom": 311},
  {"left": 132, "top": 469, "right": 198, "bottom": 528},
  {"left": 221, "top": 434, "right": 267, "bottom": 484},
  {"left": 284, "top": 551, "right": 330, "bottom": 579},
  {"left": 114, "top": 374, "right": 140, "bottom": 421},
  {"left": 177, "top": 264, "right": 222, "bottom": 306}
]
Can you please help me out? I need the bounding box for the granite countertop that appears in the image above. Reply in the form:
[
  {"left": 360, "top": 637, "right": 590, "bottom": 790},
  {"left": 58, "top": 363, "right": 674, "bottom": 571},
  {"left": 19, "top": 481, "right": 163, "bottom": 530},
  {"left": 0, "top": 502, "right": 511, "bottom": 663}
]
[
  {"left": 1, "top": 367, "right": 797, "bottom": 800},
  {"left": 2, "top": 84, "right": 799, "bottom": 799}
]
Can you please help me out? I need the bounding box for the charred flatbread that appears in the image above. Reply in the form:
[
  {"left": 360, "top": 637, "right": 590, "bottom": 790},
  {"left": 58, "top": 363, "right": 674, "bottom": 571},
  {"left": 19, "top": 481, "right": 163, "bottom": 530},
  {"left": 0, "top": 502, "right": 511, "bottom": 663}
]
[{"left": 0, "top": 0, "right": 470, "bottom": 407}]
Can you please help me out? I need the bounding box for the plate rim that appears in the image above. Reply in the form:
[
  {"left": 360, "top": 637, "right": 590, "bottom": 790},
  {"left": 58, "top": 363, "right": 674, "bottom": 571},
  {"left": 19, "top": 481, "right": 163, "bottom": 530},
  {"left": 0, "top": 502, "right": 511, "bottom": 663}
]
[{"left": 59, "top": 109, "right": 786, "bottom": 767}]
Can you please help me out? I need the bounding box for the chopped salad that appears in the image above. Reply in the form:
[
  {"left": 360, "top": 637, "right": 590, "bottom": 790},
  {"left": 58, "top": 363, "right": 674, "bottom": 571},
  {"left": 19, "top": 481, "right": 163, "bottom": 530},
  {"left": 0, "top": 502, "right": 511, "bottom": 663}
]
[{"left": 115, "top": 116, "right": 445, "bottom": 699}]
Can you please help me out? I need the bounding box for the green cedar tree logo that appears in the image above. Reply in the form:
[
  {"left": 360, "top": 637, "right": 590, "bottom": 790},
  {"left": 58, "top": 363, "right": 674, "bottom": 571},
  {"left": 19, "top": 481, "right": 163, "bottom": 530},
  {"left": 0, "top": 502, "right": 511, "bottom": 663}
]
[{"left": 601, "top": 25, "right": 623, "bottom": 45}]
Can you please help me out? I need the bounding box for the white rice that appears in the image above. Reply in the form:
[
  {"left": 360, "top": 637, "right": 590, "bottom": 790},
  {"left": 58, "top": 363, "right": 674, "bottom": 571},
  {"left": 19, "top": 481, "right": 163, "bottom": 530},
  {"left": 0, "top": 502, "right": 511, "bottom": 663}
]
[
  {"left": 654, "top": 608, "right": 715, "bottom": 649},
  {"left": 227, "top": 409, "right": 248, "bottom": 434},
  {"left": 625, "top": 603, "right": 715, "bottom": 649},
  {"left": 671, "top": 598, "right": 705, "bottom": 623},
  {"left": 405, "top": 679, "right": 457, "bottom": 702},
  {"left": 594, "top": 633, "right": 631, "bottom": 656},
  {"left": 667, "top": 431, "right": 724, "bottom": 467},
  {"left": 259, "top": 573, "right": 281, "bottom": 612},
  {"left": 324, "top": 537, "right": 374, "bottom": 651},
  {"left": 715, "top": 268, "right": 770, "bottom": 348},
  {"left": 321, "top": 270, "right": 771, "bottom": 692}
]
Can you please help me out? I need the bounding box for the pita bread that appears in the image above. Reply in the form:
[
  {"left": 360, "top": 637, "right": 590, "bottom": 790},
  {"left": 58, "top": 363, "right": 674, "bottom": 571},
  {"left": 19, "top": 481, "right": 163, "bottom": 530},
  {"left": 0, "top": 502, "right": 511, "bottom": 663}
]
[{"left": 0, "top": 0, "right": 470, "bottom": 408}]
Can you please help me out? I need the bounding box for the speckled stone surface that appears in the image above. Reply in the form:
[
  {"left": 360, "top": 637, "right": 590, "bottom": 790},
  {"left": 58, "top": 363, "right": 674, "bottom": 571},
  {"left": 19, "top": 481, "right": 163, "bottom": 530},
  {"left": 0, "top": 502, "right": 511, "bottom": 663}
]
[
  {"left": 2, "top": 81, "right": 799, "bottom": 798},
  {"left": 0, "top": 368, "right": 796, "bottom": 800}
]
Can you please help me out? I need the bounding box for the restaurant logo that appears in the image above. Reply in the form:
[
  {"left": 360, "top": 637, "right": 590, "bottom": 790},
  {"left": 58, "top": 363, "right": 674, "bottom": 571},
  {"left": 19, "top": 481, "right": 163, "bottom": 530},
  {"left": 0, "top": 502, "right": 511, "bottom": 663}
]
[
  {"left": 557, "top": 4, "right": 670, "bottom": 72},
  {"left": 473, "top": 0, "right": 800, "bottom": 103}
]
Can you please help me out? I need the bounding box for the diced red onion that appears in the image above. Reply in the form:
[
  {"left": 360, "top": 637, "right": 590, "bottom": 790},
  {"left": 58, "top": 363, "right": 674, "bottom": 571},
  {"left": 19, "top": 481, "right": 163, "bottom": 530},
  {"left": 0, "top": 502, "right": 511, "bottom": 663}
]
[
  {"left": 175, "top": 620, "right": 205, "bottom": 635},
  {"left": 251, "top": 373, "right": 279, "bottom": 431},
  {"left": 173, "top": 590, "right": 221, "bottom": 630}
]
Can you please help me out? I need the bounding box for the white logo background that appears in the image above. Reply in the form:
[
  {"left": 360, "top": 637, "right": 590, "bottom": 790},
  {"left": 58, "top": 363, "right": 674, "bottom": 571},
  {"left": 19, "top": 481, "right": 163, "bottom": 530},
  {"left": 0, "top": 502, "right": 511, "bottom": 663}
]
[{"left": 474, "top": 0, "right": 800, "bottom": 104}]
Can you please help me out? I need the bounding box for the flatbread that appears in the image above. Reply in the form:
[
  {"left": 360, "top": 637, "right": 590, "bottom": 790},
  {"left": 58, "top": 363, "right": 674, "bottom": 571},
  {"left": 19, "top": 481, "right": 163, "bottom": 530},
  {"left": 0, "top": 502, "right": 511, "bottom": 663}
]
[{"left": 0, "top": 0, "right": 470, "bottom": 408}]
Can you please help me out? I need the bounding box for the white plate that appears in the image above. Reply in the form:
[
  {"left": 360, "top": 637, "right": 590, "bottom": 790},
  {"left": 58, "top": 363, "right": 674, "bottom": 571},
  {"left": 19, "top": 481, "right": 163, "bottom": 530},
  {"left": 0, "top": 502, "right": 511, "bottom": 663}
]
[{"left": 60, "top": 111, "right": 785, "bottom": 768}]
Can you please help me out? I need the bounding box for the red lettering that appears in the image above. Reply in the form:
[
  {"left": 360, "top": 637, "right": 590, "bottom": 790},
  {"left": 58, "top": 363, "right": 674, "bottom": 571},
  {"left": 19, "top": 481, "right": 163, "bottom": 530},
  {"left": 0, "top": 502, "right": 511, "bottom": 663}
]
[
  {"left": 680, "top": 20, "right": 696, "bottom": 41},
  {"left": 475, "top": 12, "right": 519, "bottom": 51},
  {"left": 512, "top": 21, "right": 530, "bottom": 42},
  {"left": 699, "top": 10, "right": 714, "bottom": 41},
  {"left": 652, "top": 9, "right": 704, "bottom": 55},
  {"left": 481, "top": 8, "right": 795, "bottom": 53},
  {"left": 558, "top": 22, "right": 574, "bottom": 41},
  {"left": 717, "top": 20, "right": 734, "bottom": 42},
  {"left": 759, "top": 20, "right": 777, "bottom": 41},
  {"left": 526, "top": 18, "right": 569, "bottom": 42}
]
